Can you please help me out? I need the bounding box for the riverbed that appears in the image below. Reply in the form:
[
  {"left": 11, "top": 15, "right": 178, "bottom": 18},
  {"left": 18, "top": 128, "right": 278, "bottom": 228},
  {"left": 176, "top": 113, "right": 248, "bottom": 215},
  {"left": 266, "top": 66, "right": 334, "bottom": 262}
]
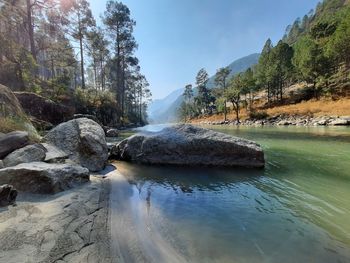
[{"left": 111, "top": 125, "right": 350, "bottom": 263}]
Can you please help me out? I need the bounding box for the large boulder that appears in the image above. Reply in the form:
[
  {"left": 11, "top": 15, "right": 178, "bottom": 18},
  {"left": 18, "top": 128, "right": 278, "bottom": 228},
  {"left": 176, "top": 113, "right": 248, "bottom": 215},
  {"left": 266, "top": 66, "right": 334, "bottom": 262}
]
[
  {"left": 0, "top": 184, "right": 17, "bottom": 206},
  {"left": 3, "top": 144, "right": 46, "bottom": 167},
  {"left": 14, "top": 92, "right": 74, "bottom": 126},
  {"left": 111, "top": 124, "right": 265, "bottom": 168},
  {"left": 0, "top": 84, "right": 39, "bottom": 138},
  {"left": 44, "top": 118, "right": 108, "bottom": 172},
  {"left": 0, "top": 162, "right": 89, "bottom": 194},
  {"left": 0, "top": 131, "right": 29, "bottom": 159}
]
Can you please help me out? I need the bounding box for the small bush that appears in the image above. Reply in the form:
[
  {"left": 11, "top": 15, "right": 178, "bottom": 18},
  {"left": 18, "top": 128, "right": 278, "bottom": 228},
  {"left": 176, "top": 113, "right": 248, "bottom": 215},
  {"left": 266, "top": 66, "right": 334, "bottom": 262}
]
[{"left": 249, "top": 111, "right": 269, "bottom": 120}]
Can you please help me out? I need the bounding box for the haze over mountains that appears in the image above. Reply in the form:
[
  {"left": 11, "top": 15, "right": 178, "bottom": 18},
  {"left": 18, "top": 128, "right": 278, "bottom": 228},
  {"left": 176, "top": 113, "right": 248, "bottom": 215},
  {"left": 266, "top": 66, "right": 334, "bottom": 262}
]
[{"left": 148, "top": 53, "right": 260, "bottom": 123}]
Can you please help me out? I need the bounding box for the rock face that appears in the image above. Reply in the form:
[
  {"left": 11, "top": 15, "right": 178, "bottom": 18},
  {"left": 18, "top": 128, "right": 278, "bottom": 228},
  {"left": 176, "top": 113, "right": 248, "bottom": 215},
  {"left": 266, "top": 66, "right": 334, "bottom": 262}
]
[
  {"left": 3, "top": 144, "right": 46, "bottom": 167},
  {"left": 112, "top": 124, "right": 265, "bottom": 168},
  {"left": 0, "top": 184, "right": 17, "bottom": 206},
  {"left": 0, "top": 162, "right": 89, "bottom": 194},
  {"left": 0, "top": 131, "right": 29, "bottom": 159},
  {"left": 44, "top": 118, "right": 108, "bottom": 172},
  {"left": 14, "top": 92, "right": 74, "bottom": 125}
]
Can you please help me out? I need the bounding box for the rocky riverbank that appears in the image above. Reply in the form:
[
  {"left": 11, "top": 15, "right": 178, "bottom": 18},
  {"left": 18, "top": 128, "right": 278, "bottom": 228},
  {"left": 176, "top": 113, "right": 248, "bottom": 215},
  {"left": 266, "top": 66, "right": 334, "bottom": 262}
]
[
  {"left": 0, "top": 170, "right": 112, "bottom": 263},
  {"left": 194, "top": 115, "right": 350, "bottom": 127}
]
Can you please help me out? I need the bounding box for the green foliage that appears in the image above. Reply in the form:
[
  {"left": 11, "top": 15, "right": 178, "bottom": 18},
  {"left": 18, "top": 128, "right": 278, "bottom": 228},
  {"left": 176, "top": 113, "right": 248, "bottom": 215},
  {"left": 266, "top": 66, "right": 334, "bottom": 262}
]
[
  {"left": 327, "top": 7, "right": 350, "bottom": 67},
  {"left": 74, "top": 88, "right": 119, "bottom": 126},
  {"left": 195, "top": 69, "right": 215, "bottom": 114}
]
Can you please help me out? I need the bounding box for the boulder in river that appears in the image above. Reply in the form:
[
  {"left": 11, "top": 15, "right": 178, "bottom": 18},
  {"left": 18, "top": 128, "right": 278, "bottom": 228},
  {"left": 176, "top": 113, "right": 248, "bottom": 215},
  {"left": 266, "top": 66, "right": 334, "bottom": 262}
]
[
  {"left": 0, "top": 131, "right": 29, "bottom": 159},
  {"left": 0, "top": 162, "right": 89, "bottom": 194},
  {"left": 0, "top": 184, "right": 17, "bottom": 206},
  {"left": 44, "top": 118, "right": 108, "bottom": 172},
  {"left": 3, "top": 144, "right": 46, "bottom": 167},
  {"left": 111, "top": 124, "right": 265, "bottom": 168}
]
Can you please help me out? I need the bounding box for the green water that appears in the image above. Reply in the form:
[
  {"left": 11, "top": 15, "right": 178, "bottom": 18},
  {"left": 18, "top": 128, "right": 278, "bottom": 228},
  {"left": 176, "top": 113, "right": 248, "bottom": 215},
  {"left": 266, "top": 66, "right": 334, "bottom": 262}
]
[{"left": 115, "top": 125, "right": 350, "bottom": 262}]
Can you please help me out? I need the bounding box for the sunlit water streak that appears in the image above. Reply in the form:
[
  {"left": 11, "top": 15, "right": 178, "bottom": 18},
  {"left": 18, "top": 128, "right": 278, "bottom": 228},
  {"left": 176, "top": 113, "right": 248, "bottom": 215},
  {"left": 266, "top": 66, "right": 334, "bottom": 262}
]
[{"left": 112, "top": 125, "right": 350, "bottom": 262}]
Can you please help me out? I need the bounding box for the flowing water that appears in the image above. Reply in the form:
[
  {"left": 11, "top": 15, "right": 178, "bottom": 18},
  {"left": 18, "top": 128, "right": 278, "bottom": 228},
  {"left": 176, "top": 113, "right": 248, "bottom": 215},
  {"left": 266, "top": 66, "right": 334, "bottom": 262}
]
[{"left": 111, "top": 125, "right": 350, "bottom": 263}]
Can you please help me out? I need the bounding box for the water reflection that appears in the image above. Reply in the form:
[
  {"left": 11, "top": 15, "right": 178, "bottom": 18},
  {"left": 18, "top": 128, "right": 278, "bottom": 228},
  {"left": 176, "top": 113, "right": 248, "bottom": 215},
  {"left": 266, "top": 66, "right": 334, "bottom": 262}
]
[
  {"left": 117, "top": 163, "right": 264, "bottom": 194},
  {"left": 111, "top": 125, "right": 350, "bottom": 262}
]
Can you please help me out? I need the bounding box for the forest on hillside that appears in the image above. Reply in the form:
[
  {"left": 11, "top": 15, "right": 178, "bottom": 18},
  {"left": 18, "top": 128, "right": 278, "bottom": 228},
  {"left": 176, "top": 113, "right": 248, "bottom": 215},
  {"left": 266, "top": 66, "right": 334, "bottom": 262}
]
[
  {"left": 0, "top": 0, "right": 151, "bottom": 127},
  {"left": 179, "top": 0, "right": 350, "bottom": 122}
]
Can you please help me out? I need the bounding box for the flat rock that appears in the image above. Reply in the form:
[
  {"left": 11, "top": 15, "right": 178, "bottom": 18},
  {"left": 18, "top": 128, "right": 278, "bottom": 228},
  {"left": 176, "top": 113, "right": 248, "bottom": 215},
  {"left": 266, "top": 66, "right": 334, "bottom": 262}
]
[
  {"left": 3, "top": 144, "right": 46, "bottom": 167},
  {"left": 0, "top": 131, "right": 29, "bottom": 159},
  {"left": 41, "top": 143, "right": 69, "bottom": 163},
  {"left": 329, "top": 118, "right": 349, "bottom": 126},
  {"left": 0, "top": 162, "right": 89, "bottom": 194},
  {"left": 44, "top": 118, "right": 108, "bottom": 172},
  {"left": 111, "top": 124, "right": 265, "bottom": 168}
]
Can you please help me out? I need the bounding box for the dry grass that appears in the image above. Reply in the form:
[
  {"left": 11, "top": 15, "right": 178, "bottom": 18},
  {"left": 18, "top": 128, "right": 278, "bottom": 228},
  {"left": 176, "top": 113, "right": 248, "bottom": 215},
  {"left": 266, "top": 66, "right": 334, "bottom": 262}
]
[
  {"left": 0, "top": 117, "right": 27, "bottom": 133},
  {"left": 266, "top": 98, "right": 350, "bottom": 117},
  {"left": 0, "top": 117, "right": 40, "bottom": 142},
  {"left": 191, "top": 98, "right": 350, "bottom": 123}
]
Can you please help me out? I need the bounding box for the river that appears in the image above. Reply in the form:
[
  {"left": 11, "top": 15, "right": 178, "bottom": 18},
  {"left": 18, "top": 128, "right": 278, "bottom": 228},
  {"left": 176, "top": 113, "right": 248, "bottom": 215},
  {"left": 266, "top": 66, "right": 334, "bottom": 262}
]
[{"left": 110, "top": 125, "right": 350, "bottom": 263}]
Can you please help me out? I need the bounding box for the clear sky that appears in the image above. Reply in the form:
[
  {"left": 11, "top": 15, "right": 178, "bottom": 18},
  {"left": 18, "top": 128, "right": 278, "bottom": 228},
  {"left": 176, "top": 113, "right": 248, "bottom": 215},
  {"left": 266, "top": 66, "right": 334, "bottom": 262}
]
[{"left": 90, "top": 0, "right": 320, "bottom": 99}]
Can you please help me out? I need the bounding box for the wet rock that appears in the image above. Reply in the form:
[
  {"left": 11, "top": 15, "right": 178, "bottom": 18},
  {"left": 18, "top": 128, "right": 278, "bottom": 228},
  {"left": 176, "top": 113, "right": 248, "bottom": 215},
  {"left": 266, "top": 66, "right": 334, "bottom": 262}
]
[
  {"left": 277, "top": 120, "right": 291, "bottom": 126},
  {"left": 0, "top": 160, "right": 3, "bottom": 169},
  {"left": 0, "top": 184, "right": 17, "bottom": 206},
  {"left": 112, "top": 124, "right": 265, "bottom": 168},
  {"left": 44, "top": 118, "right": 108, "bottom": 172},
  {"left": 0, "top": 162, "right": 89, "bottom": 194},
  {"left": 3, "top": 144, "right": 46, "bottom": 167},
  {"left": 0, "top": 131, "right": 29, "bottom": 159},
  {"left": 106, "top": 128, "right": 119, "bottom": 138}
]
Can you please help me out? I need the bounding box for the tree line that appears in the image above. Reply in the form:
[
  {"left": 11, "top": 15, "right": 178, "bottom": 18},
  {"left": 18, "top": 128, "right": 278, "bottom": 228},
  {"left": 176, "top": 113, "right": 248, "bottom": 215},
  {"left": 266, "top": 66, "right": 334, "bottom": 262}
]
[
  {"left": 180, "top": 0, "right": 350, "bottom": 122},
  {"left": 0, "top": 0, "right": 151, "bottom": 126}
]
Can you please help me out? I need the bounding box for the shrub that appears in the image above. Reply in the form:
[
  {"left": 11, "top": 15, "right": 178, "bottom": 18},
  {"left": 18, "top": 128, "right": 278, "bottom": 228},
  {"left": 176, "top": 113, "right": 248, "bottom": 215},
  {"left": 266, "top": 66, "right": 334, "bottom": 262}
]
[
  {"left": 74, "top": 88, "right": 120, "bottom": 126},
  {"left": 249, "top": 111, "right": 269, "bottom": 120}
]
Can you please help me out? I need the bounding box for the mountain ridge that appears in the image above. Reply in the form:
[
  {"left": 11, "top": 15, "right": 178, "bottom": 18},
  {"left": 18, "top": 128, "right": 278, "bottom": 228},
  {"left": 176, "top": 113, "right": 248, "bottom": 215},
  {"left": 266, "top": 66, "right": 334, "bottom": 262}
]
[{"left": 148, "top": 53, "right": 260, "bottom": 123}]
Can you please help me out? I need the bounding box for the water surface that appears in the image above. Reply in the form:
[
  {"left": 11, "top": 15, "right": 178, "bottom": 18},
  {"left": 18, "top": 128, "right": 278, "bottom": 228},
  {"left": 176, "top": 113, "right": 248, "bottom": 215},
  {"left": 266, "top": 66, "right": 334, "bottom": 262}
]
[{"left": 112, "top": 125, "right": 350, "bottom": 263}]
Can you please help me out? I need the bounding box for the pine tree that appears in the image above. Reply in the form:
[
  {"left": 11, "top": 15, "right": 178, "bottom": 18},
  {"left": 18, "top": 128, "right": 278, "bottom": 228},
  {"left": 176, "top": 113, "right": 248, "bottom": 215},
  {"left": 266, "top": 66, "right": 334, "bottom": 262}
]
[
  {"left": 215, "top": 67, "right": 231, "bottom": 121},
  {"left": 103, "top": 1, "right": 138, "bottom": 119}
]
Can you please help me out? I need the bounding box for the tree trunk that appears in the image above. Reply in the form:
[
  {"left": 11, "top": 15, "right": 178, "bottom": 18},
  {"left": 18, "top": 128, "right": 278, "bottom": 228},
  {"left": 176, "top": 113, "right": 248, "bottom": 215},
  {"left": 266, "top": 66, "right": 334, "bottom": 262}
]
[
  {"left": 78, "top": 12, "right": 85, "bottom": 89},
  {"left": 224, "top": 99, "right": 227, "bottom": 122},
  {"left": 26, "top": 0, "right": 36, "bottom": 61}
]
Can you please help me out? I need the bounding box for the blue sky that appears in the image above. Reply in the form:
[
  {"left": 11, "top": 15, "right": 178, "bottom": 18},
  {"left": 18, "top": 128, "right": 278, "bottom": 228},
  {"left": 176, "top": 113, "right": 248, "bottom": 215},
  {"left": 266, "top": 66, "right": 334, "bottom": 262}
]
[{"left": 90, "top": 0, "right": 320, "bottom": 99}]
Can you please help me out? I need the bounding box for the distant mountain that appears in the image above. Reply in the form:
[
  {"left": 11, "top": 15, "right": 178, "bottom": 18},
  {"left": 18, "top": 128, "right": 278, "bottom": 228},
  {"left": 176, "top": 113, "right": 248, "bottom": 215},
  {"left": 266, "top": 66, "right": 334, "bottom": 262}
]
[
  {"left": 148, "top": 88, "right": 184, "bottom": 123},
  {"left": 148, "top": 53, "right": 260, "bottom": 123}
]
